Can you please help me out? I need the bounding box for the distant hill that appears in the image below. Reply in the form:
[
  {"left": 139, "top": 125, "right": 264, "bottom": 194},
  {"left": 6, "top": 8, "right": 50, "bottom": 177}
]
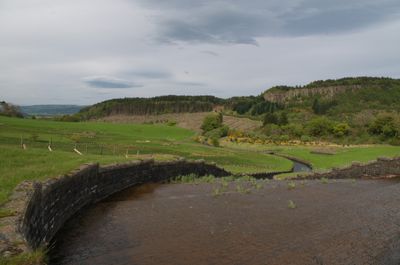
[
  {"left": 20, "top": 105, "right": 84, "bottom": 116},
  {"left": 75, "top": 77, "right": 400, "bottom": 121},
  {"left": 70, "top": 76, "right": 400, "bottom": 145},
  {"left": 76, "top": 96, "right": 225, "bottom": 120},
  {"left": 263, "top": 77, "right": 400, "bottom": 114}
]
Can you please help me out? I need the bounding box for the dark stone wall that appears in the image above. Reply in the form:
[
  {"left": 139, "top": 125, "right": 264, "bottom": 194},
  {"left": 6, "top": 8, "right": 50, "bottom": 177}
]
[
  {"left": 13, "top": 156, "right": 400, "bottom": 251},
  {"left": 300, "top": 157, "right": 400, "bottom": 180},
  {"left": 19, "top": 159, "right": 229, "bottom": 249}
]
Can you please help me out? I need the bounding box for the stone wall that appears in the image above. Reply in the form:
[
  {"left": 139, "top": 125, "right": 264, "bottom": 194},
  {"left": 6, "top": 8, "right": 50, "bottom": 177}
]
[
  {"left": 2, "top": 156, "right": 400, "bottom": 256},
  {"left": 14, "top": 159, "right": 229, "bottom": 250},
  {"left": 300, "top": 157, "right": 400, "bottom": 180}
]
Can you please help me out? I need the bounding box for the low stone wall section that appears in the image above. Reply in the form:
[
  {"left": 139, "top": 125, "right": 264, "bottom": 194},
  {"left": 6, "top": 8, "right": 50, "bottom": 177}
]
[
  {"left": 299, "top": 157, "right": 400, "bottom": 180},
  {"left": 16, "top": 159, "right": 229, "bottom": 250}
]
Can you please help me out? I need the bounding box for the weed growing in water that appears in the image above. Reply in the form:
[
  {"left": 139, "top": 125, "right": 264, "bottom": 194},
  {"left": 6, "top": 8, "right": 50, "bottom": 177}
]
[
  {"left": 221, "top": 180, "right": 229, "bottom": 189},
  {"left": 287, "top": 181, "right": 296, "bottom": 190},
  {"left": 236, "top": 184, "right": 251, "bottom": 194},
  {"left": 320, "top": 177, "right": 329, "bottom": 184},
  {"left": 171, "top": 174, "right": 217, "bottom": 184},
  {"left": 255, "top": 183, "right": 263, "bottom": 190},
  {"left": 288, "top": 200, "right": 296, "bottom": 209},
  {"left": 212, "top": 187, "right": 222, "bottom": 197}
]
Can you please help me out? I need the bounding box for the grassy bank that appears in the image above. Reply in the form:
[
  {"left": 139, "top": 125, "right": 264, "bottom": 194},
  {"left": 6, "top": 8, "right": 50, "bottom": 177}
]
[
  {"left": 0, "top": 116, "right": 292, "bottom": 205},
  {"left": 222, "top": 141, "right": 400, "bottom": 171}
]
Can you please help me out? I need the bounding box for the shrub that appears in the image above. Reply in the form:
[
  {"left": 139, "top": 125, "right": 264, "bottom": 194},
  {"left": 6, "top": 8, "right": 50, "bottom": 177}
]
[
  {"left": 333, "top": 123, "right": 351, "bottom": 137},
  {"left": 201, "top": 113, "right": 223, "bottom": 134},
  {"left": 278, "top": 112, "right": 289, "bottom": 125},
  {"left": 368, "top": 115, "right": 398, "bottom": 138},
  {"left": 167, "top": 120, "right": 177, "bottom": 126},
  {"left": 306, "top": 117, "right": 334, "bottom": 137},
  {"left": 263, "top": 113, "right": 278, "bottom": 126},
  {"left": 211, "top": 137, "right": 220, "bottom": 147},
  {"left": 204, "top": 125, "right": 230, "bottom": 139}
]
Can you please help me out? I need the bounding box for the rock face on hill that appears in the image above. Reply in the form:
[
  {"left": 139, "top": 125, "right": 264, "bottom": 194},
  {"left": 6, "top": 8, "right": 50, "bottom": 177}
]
[{"left": 264, "top": 85, "right": 361, "bottom": 104}]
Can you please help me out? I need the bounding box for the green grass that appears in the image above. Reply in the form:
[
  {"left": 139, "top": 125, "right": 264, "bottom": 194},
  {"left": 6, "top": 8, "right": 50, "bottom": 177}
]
[
  {"left": 222, "top": 141, "right": 400, "bottom": 171},
  {"left": 0, "top": 115, "right": 194, "bottom": 144},
  {"left": 0, "top": 208, "right": 16, "bottom": 218},
  {"left": 0, "top": 145, "right": 131, "bottom": 205},
  {"left": 0, "top": 249, "right": 46, "bottom": 265},
  {"left": 273, "top": 145, "right": 400, "bottom": 171},
  {"left": 0, "top": 116, "right": 292, "bottom": 205}
]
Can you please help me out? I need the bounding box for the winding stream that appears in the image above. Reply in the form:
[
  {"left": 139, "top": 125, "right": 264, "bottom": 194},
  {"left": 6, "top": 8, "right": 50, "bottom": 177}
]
[{"left": 290, "top": 159, "right": 312, "bottom": 173}]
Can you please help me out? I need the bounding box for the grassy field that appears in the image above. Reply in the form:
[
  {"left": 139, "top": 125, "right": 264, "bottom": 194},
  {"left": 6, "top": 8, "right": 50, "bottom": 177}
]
[
  {"left": 222, "top": 141, "right": 400, "bottom": 171},
  {"left": 274, "top": 145, "right": 400, "bottom": 171},
  {"left": 1, "top": 115, "right": 400, "bottom": 205},
  {"left": 0, "top": 116, "right": 291, "bottom": 205}
]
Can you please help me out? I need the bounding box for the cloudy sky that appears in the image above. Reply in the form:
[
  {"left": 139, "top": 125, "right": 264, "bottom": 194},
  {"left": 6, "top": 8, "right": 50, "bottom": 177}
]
[{"left": 1, "top": 0, "right": 400, "bottom": 105}]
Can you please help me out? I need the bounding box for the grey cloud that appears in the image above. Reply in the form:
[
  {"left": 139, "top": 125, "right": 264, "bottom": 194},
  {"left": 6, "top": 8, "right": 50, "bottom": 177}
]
[
  {"left": 83, "top": 76, "right": 142, "bottom": 89},
  {"left": 129, "top": 70, "right": 173, "bottom": 79},
  {"left": 175, "top": 81, "right": 206, "bottom": 87},
  {"left": 136, "top": 0, "right": 400, "bottom": 44},
  {"left": 201, "top": 50, "right": 219, "bottom": 57}
]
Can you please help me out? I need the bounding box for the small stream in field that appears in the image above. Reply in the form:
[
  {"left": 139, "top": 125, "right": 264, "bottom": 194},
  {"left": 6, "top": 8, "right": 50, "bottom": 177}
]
[{"left": 291, "top": 159, "right": 312, "bottom": 173}]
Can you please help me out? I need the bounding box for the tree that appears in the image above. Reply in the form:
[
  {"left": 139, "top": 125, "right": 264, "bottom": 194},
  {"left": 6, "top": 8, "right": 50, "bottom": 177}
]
[
  {"left": 312, "top": 99, "right": 321, "bottom": 114},
  {"left": 263, "top": 113, "right": 278, "bottom": 126},
  {"left": 278, "top": 112, "right": 288, "bottom": 126},
  {"left": 201, "top": 114, "right": 223, "bottom": 134},
  {"left": 306, "top": 117, "right": 334, "bottom": 137},
  {"left": 368, "top": 115, "right": 398, "bottom": 138},
  {"left": 0, "top": 101, "right": 23, "bottom": 118}
]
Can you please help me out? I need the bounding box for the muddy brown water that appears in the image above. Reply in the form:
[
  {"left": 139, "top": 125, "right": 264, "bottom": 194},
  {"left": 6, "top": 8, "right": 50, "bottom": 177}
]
[{"left": 49, "top": 179, "right": 400, "bottom": 265}]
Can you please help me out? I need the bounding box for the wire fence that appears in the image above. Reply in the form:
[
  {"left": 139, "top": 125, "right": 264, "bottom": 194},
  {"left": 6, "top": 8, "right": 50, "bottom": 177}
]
[{"left": 0, "top": 136, "right": 149, "bottom": 157}]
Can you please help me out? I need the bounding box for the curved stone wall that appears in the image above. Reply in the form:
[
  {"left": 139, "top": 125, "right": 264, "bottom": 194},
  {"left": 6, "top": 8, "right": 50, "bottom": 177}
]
[
  {"left": 2, "top": 156, "right": 400, "bottom": 257},
  {"left": 16, "top": 159, "right": 229, "bottom": 250},
  {"left": 298, "top": 157, "right": 400, "bottom": 179}
]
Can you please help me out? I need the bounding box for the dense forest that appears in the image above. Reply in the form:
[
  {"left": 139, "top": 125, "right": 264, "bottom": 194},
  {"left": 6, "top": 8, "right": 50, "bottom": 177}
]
[
  {"left": 74, "top": 95, "right": 281, "bottom": 120},
  {"left": 73, "top": 96, "right": 224, "bottom": 120}
]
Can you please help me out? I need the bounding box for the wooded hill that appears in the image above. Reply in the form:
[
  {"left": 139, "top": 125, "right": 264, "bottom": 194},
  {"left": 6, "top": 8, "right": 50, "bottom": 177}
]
[
  {"left": 75, "top": 77, "right": 400, "bottom": 120},
  {"left": 74, "top": 95, "right": 281, "bottom": 120},
  {"left": 75, "top": 96, "right": 224, "bottom": 120},
  {"left": 64, "top": 77, "right": 400, "bottom": 145},
  {"left": 263, "top": 77, "right": 400, "bottom": 114}
]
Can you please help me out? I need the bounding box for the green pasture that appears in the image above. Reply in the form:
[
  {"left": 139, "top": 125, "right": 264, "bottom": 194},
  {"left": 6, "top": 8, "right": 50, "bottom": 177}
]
[
  {"left": 222, "top": 141, "right": 400, "bottom": 171},
  {"left": 0, "top": 116, "right": 291, "bottom": 205}
]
